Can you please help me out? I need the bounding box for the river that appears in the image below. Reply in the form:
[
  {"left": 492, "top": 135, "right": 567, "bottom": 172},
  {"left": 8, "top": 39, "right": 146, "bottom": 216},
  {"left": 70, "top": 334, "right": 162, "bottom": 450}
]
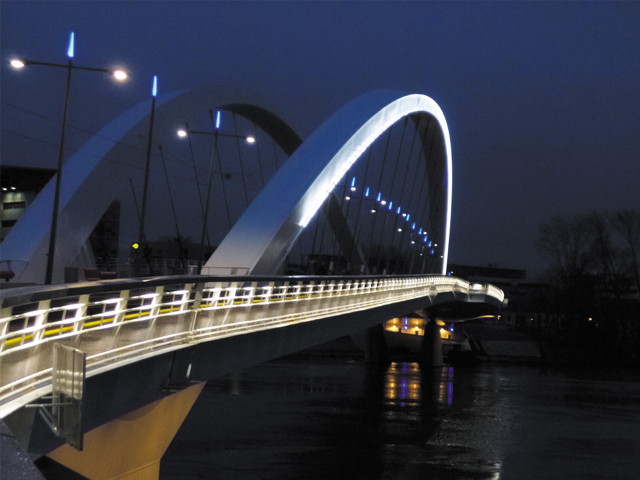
[{"left": 161, "top": 354, "right": 640, "bottom": 479}]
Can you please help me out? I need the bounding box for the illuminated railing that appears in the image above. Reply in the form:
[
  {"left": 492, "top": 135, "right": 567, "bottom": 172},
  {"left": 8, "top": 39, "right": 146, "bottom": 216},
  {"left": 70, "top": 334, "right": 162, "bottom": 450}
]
[{"left": 0, "top": 274, "right": 503, "bottom": 417}]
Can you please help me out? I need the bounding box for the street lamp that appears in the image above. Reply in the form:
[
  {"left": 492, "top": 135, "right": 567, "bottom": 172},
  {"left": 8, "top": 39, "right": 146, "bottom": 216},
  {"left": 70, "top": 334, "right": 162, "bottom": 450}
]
[
  {"left": 10, "top": 31, "right": 128, "bottom": 284},
  {"left": 176, "top": 119, "right": 255, "bottom": 273}
]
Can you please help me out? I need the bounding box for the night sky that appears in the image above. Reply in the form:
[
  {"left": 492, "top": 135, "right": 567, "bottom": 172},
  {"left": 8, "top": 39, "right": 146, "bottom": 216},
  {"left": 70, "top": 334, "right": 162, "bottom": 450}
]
[{"left": 2, "top": 1, "right": 639, "bottom": 278}]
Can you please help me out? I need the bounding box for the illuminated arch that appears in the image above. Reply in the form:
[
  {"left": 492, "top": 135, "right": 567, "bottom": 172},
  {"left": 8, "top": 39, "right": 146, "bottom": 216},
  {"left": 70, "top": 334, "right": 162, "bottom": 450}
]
[{"left": 205, "top": 90, "right": 452, "bottom": 275}]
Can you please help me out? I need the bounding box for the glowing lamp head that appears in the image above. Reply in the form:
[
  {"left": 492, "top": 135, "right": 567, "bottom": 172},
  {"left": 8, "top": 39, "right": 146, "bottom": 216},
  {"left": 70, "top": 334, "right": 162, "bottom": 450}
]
[
  {"left": 380, "top": 200, "right": 386, "bottom": 206},
  {"left": 112, "top": 69, "right": 128, "bottom": 81},
  {"left": 67, "top": 31, "right": 75, "bottom": 59},
  {"left": 245, "top": 136, "right": 256, "bottom": 144},
  {"left": 177, "top": 129, "right": 188, "bottom": 138},
  {"left": 10, "top": 59, "right": 25, "bottom": 69}
]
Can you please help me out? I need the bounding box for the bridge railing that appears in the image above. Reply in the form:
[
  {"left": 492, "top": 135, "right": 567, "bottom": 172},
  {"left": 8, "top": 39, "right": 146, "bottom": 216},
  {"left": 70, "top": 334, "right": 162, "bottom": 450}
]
[{"left": 0, "top": 274, "right": 503, "bottom": 417}]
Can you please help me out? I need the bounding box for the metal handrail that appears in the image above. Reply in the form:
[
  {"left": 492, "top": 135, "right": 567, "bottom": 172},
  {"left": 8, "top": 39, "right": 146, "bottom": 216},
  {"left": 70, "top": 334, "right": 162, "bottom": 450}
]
[{"left": 0, "top": 274, "right": 503, "bottom": 417}]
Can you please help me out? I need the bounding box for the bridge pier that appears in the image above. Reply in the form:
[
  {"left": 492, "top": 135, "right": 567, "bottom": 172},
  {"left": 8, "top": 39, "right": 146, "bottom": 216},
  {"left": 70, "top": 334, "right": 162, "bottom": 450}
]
[
  {"left": 40, "top": 382, "right": 205, "bottom": 480},
  {"left": 363, "top": 323, "right": 390, "bottom": 365},
  {"left": 420, "top": 316, "right": 444, "bottom": 368}
]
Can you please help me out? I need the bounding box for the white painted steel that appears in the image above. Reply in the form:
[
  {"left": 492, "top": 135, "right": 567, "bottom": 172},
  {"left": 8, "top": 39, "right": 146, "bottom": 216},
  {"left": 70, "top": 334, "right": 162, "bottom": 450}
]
[
  {"left": 206, "top": 90, "right": 452, "bottom": 276},
  {"left": 0, "top": 275, "right": 503, "bottom": 417}
]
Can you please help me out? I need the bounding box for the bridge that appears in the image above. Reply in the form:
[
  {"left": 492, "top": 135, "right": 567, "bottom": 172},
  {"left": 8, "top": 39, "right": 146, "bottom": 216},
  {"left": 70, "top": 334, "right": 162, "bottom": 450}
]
[{"left": 1, "top": 89, "right": 504, "bottom": 479}]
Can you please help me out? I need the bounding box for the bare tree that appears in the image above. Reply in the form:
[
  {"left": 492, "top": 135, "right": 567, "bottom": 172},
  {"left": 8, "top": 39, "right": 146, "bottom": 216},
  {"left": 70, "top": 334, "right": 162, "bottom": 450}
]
[{"left": 536, "top": 214, "right": 593, "bottom": 289}]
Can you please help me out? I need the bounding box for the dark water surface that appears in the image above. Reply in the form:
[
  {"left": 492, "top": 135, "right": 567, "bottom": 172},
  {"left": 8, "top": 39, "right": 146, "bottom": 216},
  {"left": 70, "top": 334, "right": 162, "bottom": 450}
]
[{"left": 161, "top": 357, "right": 640, "bottom": 480}]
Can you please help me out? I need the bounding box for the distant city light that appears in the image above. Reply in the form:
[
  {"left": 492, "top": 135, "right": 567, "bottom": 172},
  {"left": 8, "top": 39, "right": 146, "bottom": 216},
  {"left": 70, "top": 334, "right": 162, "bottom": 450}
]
[
  {"left": 177, "top": 129, "right": 188, "bottom": 137},
  {"left": 345, "top": 196, "right": 351, "bottom": 201}
]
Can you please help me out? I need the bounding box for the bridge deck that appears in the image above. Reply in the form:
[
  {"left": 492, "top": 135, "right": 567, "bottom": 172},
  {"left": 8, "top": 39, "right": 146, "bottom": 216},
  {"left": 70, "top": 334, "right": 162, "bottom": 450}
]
[{"left": 0, "top": 274, "right": 503, "bottom": 418}]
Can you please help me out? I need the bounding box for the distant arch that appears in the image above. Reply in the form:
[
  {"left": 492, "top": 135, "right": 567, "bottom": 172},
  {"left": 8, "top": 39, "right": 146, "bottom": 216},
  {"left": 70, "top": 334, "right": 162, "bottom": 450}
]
[{"left": 0, "top": 86, "right": 302, "bottom": 283}]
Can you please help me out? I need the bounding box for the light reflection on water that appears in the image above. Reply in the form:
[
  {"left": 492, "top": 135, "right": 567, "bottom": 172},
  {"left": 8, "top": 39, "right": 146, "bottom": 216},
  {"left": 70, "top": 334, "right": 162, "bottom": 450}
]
[{"left": 162, "top": 358, "right": 640, "bottom": 480}]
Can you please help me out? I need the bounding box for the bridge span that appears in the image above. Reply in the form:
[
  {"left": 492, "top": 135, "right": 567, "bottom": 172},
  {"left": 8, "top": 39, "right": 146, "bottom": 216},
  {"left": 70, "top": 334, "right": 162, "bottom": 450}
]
[{"left": 1, "top": 273, "right": 503, "bottom": 478}]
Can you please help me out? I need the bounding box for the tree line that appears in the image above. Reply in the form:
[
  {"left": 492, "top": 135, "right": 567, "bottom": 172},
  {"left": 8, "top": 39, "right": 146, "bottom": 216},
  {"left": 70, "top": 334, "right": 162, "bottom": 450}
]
[{"left": 531, "top": 209, "right": 640, "bottom": 365}]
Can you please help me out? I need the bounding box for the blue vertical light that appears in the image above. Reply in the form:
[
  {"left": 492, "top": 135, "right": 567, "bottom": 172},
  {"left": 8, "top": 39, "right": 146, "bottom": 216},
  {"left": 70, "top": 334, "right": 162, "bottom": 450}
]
[
  {"left": 365, "top": 187, "right": 370, "bottom": 197},
  {"left": 397, "top": 206, "right": 401, "bottom": 215},
  {"left": 418, "top": 228, "right": 422, "bottom": 235},
  {"left": 412, "top": 222, "right": 416, "bottom": 230},
  {"left": 215, "top": 110, "right": 221, "bottom": 129},
  {"left": 430, "top": 248, "right": 435, "bottom": 255},
  {"left": 406, "top": 214, "right": 410, "bottom": 222},
  {"left": 67, "top": 32, "right": 75, "bottom": 58},
  {"left": 151, "top": 75, "right": 158, "bottom": 97},
  {"left": 376, "top": 192, "right": 382, "bottom": 202},
  {"left": 428, "top": 241, "right": 432, "bottom": 247},
  {"left": 351, "top": 176, "right": 356, "bottom": 187},
  {"left": 388, "top": 201, "right": 393, "bottom": 210}
]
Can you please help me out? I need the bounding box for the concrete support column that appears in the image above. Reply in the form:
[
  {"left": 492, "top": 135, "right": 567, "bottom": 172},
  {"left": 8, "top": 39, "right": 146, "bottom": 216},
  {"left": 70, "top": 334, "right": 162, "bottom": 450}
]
[
  {"left": 44, "top": 382, "right": 205, "bottom": 480},
  {"left": 364, "top": 323, "right": 390, "bottom": 365},
  {"left": 420, "top": 316, "right": 443, "bottom": 368}
]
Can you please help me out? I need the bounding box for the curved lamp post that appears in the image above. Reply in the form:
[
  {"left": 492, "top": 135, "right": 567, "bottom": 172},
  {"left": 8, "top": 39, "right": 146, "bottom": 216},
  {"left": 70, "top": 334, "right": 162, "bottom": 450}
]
[{"left": 10, "top": 31, "right": 129, "bottom": 284}]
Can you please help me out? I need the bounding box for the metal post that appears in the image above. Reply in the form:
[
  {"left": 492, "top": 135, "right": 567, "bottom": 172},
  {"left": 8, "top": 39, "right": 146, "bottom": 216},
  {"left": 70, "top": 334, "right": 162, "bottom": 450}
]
[
  {"left": 45, "top": 60, "right": 73, "bottom": 285},
  {"left": 198, "top": 133, "right": 219, "bottom": 274},
  {"left": 134, "top": 94, "right": 156, "bottom": 277}
]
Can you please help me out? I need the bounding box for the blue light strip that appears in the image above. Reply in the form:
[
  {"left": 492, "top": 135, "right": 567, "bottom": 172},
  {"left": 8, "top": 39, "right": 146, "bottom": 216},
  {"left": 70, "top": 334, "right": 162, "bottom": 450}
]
[
  {"left": 351, "top": 176, "right": 356, "bottom": 187},
  {"left": 67, "top": 32, "right": 75, "bottom": 58},
  {"left": 151, "top": 76, "right": 158, "bottom": 97},
  {"left": 215, "top": 110, "right": 221, "bottom": 129},
  {"left": 365, "top": 187, "right": 370, "bottom": 197}
]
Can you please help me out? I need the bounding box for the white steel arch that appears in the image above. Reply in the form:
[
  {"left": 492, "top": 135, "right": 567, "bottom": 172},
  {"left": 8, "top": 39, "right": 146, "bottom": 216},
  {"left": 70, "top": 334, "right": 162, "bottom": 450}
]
[{"left": 205, "top": 90, "right": 452, "bottom": 276}]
